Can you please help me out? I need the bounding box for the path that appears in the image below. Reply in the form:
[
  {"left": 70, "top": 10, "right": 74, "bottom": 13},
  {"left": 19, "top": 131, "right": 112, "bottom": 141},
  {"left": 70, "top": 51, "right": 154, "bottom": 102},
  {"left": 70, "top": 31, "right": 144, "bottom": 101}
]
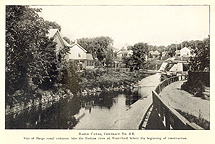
[
  {"left": 159, "top": 81, "right": 210, "bottom": 121},
  {"left": 109, "top": 73, "right": 161, "bottom": 129}
]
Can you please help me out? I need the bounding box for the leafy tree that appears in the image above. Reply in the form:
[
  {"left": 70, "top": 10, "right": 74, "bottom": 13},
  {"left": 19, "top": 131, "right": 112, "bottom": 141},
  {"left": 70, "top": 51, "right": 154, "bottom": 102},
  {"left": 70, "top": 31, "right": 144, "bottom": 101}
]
[
  {"left": 129, "top": 42, "right": 149, "bottom": 70},
  {"left": 63, "top": 37, "right": 70, "bottom": 44},
  {"left": 189, "top": 36, "right": 210, "bottom": 71},
  {"left": 61, "top": 62, "right": 81, "bottom": 95},
  {"left": 181, "top": 41, "right": 189, "bottom": 48},
  {"left": 6, "top": 6, "right": 59, "bottom": 105},
  {"left": 77, "top": 36, "right": 114, "bottom": 65},
  {"left": 166, "top": 44, "right": 176, "bottom": 57},
  {"left": 45, "top": 20, "right": 61, "bottom": 31}
]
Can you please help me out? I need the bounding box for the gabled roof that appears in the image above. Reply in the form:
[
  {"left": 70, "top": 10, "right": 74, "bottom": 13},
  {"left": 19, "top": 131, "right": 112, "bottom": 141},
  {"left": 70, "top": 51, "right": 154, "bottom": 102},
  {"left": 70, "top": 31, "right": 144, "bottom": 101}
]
[
  {"left": 47, "top": 29, "right": 58, "bottom": 38},
  {"left": 48, "top": 29, "right": 72, "bottom": 47},
  {"left": 70, "top": 41, "right": 87, "bottom": 53},
  {"left": 62, "top": 39, "right": 71, "bottom": 47},
  {"left": 181, "top": 47, "right": 191, "bottom": 51}
]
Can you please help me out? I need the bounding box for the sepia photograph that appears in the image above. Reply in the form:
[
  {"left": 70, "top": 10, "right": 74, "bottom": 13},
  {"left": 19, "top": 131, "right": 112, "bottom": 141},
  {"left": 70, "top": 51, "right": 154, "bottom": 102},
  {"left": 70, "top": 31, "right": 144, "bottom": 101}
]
[{"left": 5, "top": 5, "right": 210, "bottom": 131}]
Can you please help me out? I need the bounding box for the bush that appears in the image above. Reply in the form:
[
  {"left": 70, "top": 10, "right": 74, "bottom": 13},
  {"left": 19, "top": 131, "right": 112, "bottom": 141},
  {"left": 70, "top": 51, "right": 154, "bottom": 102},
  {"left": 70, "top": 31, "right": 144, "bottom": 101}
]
[{"left": 181, "top": 80, "right": 205, "bottom": 98}]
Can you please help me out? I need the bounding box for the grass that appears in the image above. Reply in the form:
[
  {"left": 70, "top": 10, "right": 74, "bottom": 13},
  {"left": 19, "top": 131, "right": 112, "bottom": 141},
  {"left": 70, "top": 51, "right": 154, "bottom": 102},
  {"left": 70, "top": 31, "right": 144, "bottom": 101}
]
[{"left": 176, "top": 109, "right": 210, "bottom": 130}]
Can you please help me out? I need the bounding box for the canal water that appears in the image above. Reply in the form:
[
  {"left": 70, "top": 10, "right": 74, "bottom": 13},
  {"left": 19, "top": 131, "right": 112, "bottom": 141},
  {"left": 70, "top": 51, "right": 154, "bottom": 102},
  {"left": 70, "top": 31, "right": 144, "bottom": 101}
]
[{"left": 6, "top": 89, "right": 143, "bottom": 129}]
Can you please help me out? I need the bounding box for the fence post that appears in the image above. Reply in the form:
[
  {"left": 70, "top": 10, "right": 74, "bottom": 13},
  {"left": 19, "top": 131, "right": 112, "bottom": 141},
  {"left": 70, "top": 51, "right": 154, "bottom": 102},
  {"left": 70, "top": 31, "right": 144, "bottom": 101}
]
[{"left": 165, "top": 109, "right": 170, "bottom": 130}]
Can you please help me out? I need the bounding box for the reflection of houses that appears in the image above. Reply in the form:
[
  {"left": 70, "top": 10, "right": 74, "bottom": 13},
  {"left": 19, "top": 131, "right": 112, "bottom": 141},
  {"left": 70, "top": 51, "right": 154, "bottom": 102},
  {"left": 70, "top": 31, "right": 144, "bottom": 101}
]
[{"left": 67, "top": 41, "right": 94, "bottom": 70}]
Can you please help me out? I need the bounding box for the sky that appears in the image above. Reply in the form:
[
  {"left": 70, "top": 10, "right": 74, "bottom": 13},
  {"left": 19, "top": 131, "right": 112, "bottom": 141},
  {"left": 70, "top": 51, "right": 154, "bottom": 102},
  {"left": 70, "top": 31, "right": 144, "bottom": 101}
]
[{"left": 34, "top": 5, "right": 209, "bottom": 49}]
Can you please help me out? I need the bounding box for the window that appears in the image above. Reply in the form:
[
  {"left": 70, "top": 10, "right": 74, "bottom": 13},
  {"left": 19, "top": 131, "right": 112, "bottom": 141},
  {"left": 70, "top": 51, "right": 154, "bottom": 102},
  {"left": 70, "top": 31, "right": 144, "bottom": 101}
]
[{"left": 78, "top": 53, "right": 81, "bottom": 57}]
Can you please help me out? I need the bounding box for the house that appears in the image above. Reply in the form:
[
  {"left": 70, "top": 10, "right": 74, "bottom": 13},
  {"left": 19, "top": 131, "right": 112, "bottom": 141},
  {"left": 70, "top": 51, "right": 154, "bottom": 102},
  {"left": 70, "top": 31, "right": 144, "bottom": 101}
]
[
  {"left": 67, "top": 41, "right": 94, "bottom": 70},
  {"left": 174, "top": 47, "right": 192, "bottom": 61},
  {"left": 180, "top": 47, "right": 191, "bottom": 57},
  {"left": 47, "top": 29, "right": 71, "bottom": 61},
  {"left": 149, "top": 50, "right": 160, "bottom": 59},
  {"left": 117, "top": 47, "right": 133, "bottom": 59}
]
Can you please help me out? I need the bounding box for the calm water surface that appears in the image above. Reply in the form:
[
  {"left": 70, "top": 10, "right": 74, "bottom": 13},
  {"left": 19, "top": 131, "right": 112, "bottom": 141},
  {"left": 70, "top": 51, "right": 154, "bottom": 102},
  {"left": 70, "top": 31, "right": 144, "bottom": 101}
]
[{"left": 6, "top": 90, "right": 142, "bottom": 129}]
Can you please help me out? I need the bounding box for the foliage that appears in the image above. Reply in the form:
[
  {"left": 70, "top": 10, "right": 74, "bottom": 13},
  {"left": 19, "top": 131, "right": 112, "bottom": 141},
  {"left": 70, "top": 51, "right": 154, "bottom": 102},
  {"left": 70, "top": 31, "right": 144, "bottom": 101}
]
[
  {"left": 61, "top": 62, "right": 81, "bottom": 95},
  {"left": 181, "top": 80, "right": 205, "bottom": 98},
  {"left": 5, "top": 6, "right": 65, "bottom": 106},
  {"left": 63, "top": 37, "right": 70, "bottom": 44},
  {"left": 77, "top": 36, "right": 114, "bottom": 65},
  {"left": 189, "top": 36, "right": 210, "bottom": 71},
  {"left": 176, "top": 109, "right": 210, "bottom": 130},
  {"left": 124, "top": 42, "right": 149, "bottom": 70},
  {"left": 45, "top": 20, "right": 61, "bottom": 31}
]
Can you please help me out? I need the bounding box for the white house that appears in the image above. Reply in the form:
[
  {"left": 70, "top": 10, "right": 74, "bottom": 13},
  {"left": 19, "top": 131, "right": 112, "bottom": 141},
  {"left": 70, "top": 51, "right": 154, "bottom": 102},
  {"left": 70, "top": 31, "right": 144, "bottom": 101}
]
[
  {"left": 180, "top": 47, "right": 191, "bottom": 57},
  {"left": 67, "top": 41, "right": 94, "bottom": 70},
  {"left": 149, "top": 50, "right": 160, "bottom": 59},
  {"left": 68, "top": 41, "right": 87, "bottom": 60},
  {"left": 117, "top": 47, "right": 133, "bottom": 58}
]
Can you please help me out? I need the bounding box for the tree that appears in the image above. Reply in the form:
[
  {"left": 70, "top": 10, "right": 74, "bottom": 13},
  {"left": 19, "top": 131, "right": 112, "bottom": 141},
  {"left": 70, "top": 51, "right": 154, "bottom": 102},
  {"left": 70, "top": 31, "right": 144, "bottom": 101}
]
[
  {"left": 189, "top": 36, "right": 210, "bottom": 71},
  {"left": 63, "top": 37, "right": 70, "bottom": 44},
  {"left": 61, "top": 62, "right": 81, "bottom": 95},
  {"left": 6, "top": 6, "right": 59, "bottom": 105},
  {"left": 77, "top": 36, "right": 114, "bottom": 65},
  {"left": 129, "top": 42, "right": 149, "bottom": 70},
  {"left": 166, "top": 44, "right": 176, "bottom": 57},
  {"left": 45, "top": 20, "right": 61, "bottom": 31}
]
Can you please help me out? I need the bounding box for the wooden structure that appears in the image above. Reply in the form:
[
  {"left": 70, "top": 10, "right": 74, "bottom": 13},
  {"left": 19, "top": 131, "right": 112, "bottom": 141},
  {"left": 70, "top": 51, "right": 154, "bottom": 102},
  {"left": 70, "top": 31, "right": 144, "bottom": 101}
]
[{"left": 151, "top": 75, "right": 204, "bottom": 130}]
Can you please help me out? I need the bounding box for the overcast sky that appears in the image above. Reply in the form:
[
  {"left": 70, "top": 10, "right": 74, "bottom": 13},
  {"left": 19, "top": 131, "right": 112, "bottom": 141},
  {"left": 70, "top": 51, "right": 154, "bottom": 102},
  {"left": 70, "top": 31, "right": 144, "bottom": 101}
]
[{"left": 35, "top": 5, "right": 209, "bottom": 48}]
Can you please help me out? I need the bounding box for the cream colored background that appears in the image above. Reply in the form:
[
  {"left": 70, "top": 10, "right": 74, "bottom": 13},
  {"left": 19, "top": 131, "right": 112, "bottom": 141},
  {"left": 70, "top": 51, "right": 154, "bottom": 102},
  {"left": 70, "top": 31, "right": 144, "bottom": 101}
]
[{"left": 0, "top": 0, "right": 214, "bottom": 144}]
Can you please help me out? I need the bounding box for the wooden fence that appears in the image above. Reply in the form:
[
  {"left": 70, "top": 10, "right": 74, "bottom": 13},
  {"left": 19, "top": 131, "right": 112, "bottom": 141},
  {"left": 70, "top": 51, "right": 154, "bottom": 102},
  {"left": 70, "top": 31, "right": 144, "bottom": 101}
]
[{"left": 152, "top": 75, "right": 203, "bottom": 130}]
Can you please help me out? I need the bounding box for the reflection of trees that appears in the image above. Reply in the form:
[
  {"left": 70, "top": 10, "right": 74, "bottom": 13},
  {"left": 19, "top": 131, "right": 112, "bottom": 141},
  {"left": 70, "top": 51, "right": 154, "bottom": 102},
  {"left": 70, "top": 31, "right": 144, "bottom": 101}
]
[
  {"left": 6, "top": 97, "right": 81, "bottom": 129},
  {"left": 125, "top": 90, "right": 141, "bottom": 106},
  {"left": 80, "top": 92, "right": 118, "bottom": 110},
  {"left": 6, "top": 90, "right": 142, "bottom": 129}
]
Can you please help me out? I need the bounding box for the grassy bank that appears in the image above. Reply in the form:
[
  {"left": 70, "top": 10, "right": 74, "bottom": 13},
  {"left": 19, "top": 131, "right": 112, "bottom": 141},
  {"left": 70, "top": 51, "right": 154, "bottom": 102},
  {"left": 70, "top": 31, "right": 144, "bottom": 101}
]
[
  {"left": 176, "top": 109, "right": 210, "bottom": 130},
  {"left": 80, "top": 69, "right": 153, "bottom": 92}
]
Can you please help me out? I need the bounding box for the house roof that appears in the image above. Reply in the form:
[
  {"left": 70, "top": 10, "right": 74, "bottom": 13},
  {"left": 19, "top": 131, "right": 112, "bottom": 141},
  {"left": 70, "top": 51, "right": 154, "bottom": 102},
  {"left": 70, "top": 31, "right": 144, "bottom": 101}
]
[
  {"left": 117, "top": 47, "right": 133, "bottom": 55},
  {"left": 71, "top": 41, "right": 87, "bottom": 53},
  {"left": 86, "top": 53, "right": 94, "bottom": 60},
  {"left": 47, "top": 29, "right": 58, "bottom": 38},
  {"left": 150, "top": 50, "right": 160, "bottom": 55},
  {"left": 48, "top": 29, "right": 72, "bottom": 48},
  {"left": 62, "top": 39, "right": 72, "bottom": 47}
]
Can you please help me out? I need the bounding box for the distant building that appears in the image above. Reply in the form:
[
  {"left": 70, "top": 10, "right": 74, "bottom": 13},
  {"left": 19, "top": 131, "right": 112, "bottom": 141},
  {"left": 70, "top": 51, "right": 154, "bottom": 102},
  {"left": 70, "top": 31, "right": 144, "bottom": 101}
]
[
  {"left": 117, "top": 47, "right": 133, "bottom": 58},
  {"left": 149, "top": 50, "right": 160, "bottom": 59},
  {"left": 175, "top": 47, "right": 192, "bottom": 61},
  {"left": 180, "top": 47, "right": 191, "bottom": 57}
]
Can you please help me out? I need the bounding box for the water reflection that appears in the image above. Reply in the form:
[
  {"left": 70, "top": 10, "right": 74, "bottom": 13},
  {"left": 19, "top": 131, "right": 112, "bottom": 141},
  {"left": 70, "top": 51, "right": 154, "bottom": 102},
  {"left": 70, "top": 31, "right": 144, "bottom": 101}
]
[{"left": 6, "top": 89, "right": 141, "bottom": 129}]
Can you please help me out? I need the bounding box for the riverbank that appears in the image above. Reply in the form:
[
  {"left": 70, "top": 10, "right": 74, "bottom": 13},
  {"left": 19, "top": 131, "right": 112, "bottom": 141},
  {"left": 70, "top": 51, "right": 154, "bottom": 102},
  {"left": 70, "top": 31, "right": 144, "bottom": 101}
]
[
  {"left": 79, "top": 70, "right": 153, "bottom": 96},
  {"left": 6, "top": 70, "right": 153, "bottom": 120}
]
